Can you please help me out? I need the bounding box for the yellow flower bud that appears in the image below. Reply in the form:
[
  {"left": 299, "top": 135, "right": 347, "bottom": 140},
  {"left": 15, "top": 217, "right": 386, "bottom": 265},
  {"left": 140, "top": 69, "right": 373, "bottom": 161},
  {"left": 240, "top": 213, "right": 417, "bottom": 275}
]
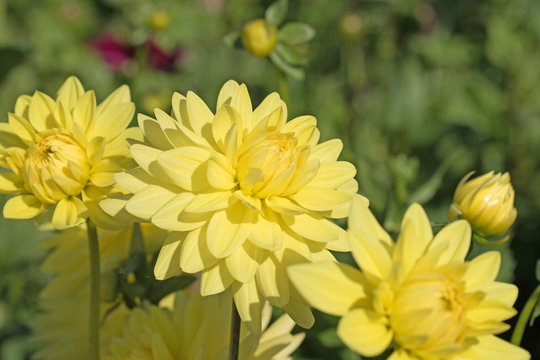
[
  {"left": 242, "top": 19, "right": 277, "bottom": 57},
  {"left": 448, "top": 171, "right": 517, "bottom": 237},
  {"left": 23, "top": 129, "right": 89, "bottom": 204},
  {"left": 340, "top": 12, "right": 364, "bottom": 39},
  {"left": 149, "top": 10, "right": 171, "bottom": 31}
]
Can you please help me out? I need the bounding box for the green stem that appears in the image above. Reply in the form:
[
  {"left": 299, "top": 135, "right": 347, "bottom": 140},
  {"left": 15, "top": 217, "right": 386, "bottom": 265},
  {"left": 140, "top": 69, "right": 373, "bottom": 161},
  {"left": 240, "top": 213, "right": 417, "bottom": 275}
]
[
  {"left": 511, "top": 284, "right": 540, "bottom": 345},
  {"left": 229, "top": 302, "right": 241, "bottom": 360},
  {"left": 278, "top": 70, "right": 290, "bottom": 107},
  {"left": 87, "top": 219, "right": 101, "bottom": 360}
]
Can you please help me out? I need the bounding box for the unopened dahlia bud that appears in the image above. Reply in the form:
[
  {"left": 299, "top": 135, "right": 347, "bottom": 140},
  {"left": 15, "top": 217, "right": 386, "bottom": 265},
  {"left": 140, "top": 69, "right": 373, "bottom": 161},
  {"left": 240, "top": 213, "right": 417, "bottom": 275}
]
[
  {"left": 448, "top": 171, "right": 517, "bottom": 237},
  {"left": 242, "top": 19, "right": 277, "bottom": 57},
  {"left": 149, "top": 10, "right": 171, "bottom": 31}
]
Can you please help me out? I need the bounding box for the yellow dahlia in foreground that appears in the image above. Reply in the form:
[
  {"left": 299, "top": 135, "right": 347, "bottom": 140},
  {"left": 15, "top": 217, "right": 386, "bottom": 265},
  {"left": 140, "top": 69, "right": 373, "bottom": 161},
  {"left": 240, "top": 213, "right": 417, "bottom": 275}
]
[
  {"left": 33, "top": 225, "right": 166, "bottom": 359},
  {"left": 288, "top": 196, "right": 530, "bottom": 360},
  {"left": 0, "top": 76, "right": 137, "bottom": 229},
  {"left": 101, "top": 80, "right": 359, "bottom": 330},
  {"left": 103, "top": 291, "right": 304, "bottom": 360}
]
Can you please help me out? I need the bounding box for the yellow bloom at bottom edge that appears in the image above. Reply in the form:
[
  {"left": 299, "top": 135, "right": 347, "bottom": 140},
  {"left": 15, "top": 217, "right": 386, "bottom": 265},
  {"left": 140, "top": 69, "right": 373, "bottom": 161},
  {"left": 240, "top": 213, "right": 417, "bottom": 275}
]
[
  {"left": 103, "top": 291, "right": 304, "bottom": 360},
  {"left": 288, "top": 195, "right": 530, "bottom": 360}
]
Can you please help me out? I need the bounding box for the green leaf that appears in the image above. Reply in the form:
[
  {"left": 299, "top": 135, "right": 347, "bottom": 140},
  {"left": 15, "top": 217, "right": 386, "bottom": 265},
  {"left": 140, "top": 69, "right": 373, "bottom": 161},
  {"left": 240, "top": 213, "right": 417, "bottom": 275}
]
[
  {"left": 536, "top": 259, "right": 540, "bottom": 282},
  {"left": 278, "top": 22, "right": 316, "bottom": 44},
  {"left": 265, "top": 0, "right": 288, "bottom": 26},
  {"left": 223, "top": 31, "right": 241, "bottom": 49},
  {"left": 274, "top": 43, "right": 308, "bottom": 66},
  {"left": 269, "top": 51, "right": 305, "bottom": 80}
]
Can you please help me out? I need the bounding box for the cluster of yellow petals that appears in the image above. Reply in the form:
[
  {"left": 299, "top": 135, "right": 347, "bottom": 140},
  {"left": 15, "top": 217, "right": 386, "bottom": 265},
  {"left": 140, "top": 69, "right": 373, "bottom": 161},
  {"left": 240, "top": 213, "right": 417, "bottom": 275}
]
[
  {"left": 104, "top": 291, "right": 304, "bottom": 360},
  {"left": 102, "top": 80, "right": 359, "bottom": 331},
  {"left": 33, "top": 225, "right": 166, "bottom": 359},
  {"left": 289, "top": 196, "right": 530, "bottom": 360},
  {"left": 0, "top": 76, "right": 136, "bottom": 229}
]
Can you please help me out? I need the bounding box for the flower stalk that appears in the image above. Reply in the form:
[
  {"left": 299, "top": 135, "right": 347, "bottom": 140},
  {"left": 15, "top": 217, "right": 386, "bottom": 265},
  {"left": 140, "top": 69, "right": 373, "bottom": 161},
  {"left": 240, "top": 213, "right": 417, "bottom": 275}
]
[
  {"left": 511, "top": 284, "right": 540, "bottom": 346},
  {"left": 229, "top": 303, "right": 241, "bottom": 360},
  {"left": 86, "top": 219, "right": 101, "bottom": 360}
]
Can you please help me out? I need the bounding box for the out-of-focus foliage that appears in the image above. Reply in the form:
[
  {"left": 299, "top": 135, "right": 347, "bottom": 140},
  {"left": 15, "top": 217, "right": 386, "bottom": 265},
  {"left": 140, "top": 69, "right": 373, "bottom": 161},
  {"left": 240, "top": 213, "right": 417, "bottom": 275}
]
[{"left": 1, "top": 0, "right": 540, "bottom": 358}]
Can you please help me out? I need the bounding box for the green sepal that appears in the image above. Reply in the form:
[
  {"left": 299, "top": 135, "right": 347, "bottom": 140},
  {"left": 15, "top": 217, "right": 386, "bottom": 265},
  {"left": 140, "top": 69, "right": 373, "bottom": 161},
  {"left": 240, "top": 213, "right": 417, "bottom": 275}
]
[
  {"left": 274, "top": 43, "right": 308, "bottom": 66},
  {"left": 270, "top": 50, "right": 305, "bottom": 80},
  {"left": 278, "top": 22, "right": 316, "bottom": 44},
  {"left": 265, "top": 0, "right": 288, "bottom": 26}
]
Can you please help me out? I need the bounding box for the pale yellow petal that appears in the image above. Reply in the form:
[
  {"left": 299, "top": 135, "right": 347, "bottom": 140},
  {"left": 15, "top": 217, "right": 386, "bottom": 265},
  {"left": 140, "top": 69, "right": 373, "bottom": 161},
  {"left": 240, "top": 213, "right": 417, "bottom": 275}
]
[
  {"left": 248, "top": 211, "right": 283, "bottom": 250},
  {"left": 232, "top": 280, "right": 263, "bottom": 334},
  {"left": 186, "top": 91, "right": 214, "bottom": 135},
  {"left": 125, "top": 185, "right": 176, "bottom": 220},
  {"left": 51, "top": 197, "right": 88, "bottom": 229},
  {"left": 151, "top": 193, "right": 197, "bottom": 231},
  {"left": 283, "top": 213, "right": 340, "bottom": 243},
  {"left": 337, "top": 308, "right": 393, "bottom": 357},
  {"left": 265, "top": 196, "right": 307, "bottom": 215},
  {"left": 3, "top": 195, "right": 43, "bottom": 219},
  {"left": 464, "top": 251, "right": 501, "bottom": 291},
  {"left": 288, "top": 262, "right": 367, "bottom": 316},
  {"left": 216, "top": 80, "right": 240, "bottom": 109},
  {"left": 8, "top": 113, "right": 35, "bottom": 144},
  {"left": 206, "top": 204, "right": 252, "bottom": 258},
  {"left": 200, "top": 261, "right": 234, "bottom": 296},
  {"left": 281, "top": 116, "right": 318, "bottom": 146},
  {"left": 154, "top": 233, "right": 184, "bottom": 280},
  {"left": 97, "top": 84, "right": 131, "bottom": 113},
  {"left": 14, "top": 94, "right": 31, "bottom": 117},
  {"left": 394, "top": 203, "right": 433, "bottom": 272},
  {"left": 310, "top": 139, "right": 343, "bottom": 162},
  {"left": 256, "top": 256, "right": 289, "bottom": 306},
  {"left": 308, "top": 161, "right": 357, "bottom": 189},
  {"left": 28, "top": 91, "right": 57, "bottom": 132},
  {"left": 207, "top": 156, "right": 236, "bottom": 190},
  {"left": 73, "top": 90, "right": 96, "bottom": 134},
  {"left": 156, "top": 147, "right": 211, "bottom": 191},
  {"left": 179, "top": 227, "right": 218, "bottom": 273},
  {"left": 226, "top": 243, "right": 262, "bottom": 284},
  {"left": 90, "top": 102, "right": 134, "bottom": 140},
  {"left": 183, "top": 191, "right": 232, "bottom": 213},
  {"left": 0, "top": 171, "right": 23, "bottom": 193},
  {"left": 283, "top": 287, "right": 314, "bottom": 329},
  {"left": 138, "top": 113, "right": 174, "bottom": 150},
  {"left": 458, "top": 335, "right": 530, "bottom": 360},
  {"left": 429, "top": 219, "right": 471, "bottom": 267},
  {"left": 229, "top": 84, "right": 252, "bottom": 132},
  {"left": 252, "top": 92, "right": 286, "bottom": 128},
  {"left": 291, "top": 187, "right": 351, "bottom": 212}
]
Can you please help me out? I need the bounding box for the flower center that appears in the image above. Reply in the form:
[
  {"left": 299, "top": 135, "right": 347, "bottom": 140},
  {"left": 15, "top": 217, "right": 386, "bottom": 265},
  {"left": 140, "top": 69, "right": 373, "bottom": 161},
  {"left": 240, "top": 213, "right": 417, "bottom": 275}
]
[
  {"left": 390, "top": 272, "right": 472, "bottom": 358},
  {"left": 24, "top": 129, "right": 89, "bottom": 203},
  {"left": 237, "top": 129, "right": 299, "bottom": 197}
]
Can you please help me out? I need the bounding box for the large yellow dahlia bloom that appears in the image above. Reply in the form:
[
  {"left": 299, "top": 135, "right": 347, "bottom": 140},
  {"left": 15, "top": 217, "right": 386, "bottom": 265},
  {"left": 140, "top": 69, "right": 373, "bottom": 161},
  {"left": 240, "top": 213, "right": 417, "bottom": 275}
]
[
  {"left": 102, "top": 80, "right": 358, "bottom": 329},
  {"left": 103, "top": 291, "right": 304, "bottom": 360},
  {"left": 288, "top": 196, "right": 530, "bottom": 360},
  {"left": 33, "top": 225, "right": 166, "bottom": 359},
  {"left": 0, "top": 76, "right": 137, "bottom": 229}
]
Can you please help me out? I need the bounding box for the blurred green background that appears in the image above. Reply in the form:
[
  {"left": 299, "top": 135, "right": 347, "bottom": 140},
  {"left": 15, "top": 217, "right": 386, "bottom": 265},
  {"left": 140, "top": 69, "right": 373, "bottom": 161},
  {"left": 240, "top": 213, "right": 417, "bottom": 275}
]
[{"left": 1, "top": 0, "right": 540, "bottom": 358}]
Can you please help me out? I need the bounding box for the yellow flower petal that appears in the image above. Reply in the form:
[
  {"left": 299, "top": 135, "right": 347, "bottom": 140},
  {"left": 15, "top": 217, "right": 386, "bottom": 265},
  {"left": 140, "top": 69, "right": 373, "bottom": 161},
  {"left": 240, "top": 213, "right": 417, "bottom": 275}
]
[
  {"left": 256, "top": 256, "right": 289, "bottom": 306},
  {"left": 458, "top": 335, "right": 530, "bottom": 360},
  {"left": 428, "top": 219, "right": 471, "bottom": 267},
  {"left": 226, "top": 241, "right": 264, "bottom": 283},
  {"left": 154, "top": 232, "right": 184, "bottom": 280},
  {"left": 200, "top": 262, "right": 234, "bottom": 296},
  {"left": 151, "top": 193, "right": 197, "bottom": 231},
  {"left": 73, "top": 90, "right": 96, "bottom": 134},
  {"left": 51, "top": 196, "right": 88, "bottom": 229},
  {"left": 229, "top": 84, "right": 253, "bottom": 132},
  {"left": 0, "top": 171, "right": 23, "bottom": 193},
  {"left": 281, "top": 115, "right": 318, "bottom": 146},
  {"left": 288, "top": 262, "right": 368, "bottom": 316},
  {"left": 138, "top": 114, "right": 174, "bottom": 150},
  {"left": 252, "top": 92, "right": 286, "bottom": 128},
  {"left": 291, "top": 187, "right": 351, "bottom": 212},
  {"left": 307, "top": 161, "right": 357, "bottom": 189},
  {"left": 28, "top": 91, "right": 57, "bottom": 132},
  {"left": 125, "top": 185, "right": 177, "bottom": 220},
  {"left": 310, "top": 139, "right": 343, "bottom": 162},
  {"left": 216, "top": 79, "right": 240, "bottom": 109},
  {"left": 3, "top": 194, "right": 43, "bottom": 219},
  {"left": 97, "top": 84, "right": 131, "bottom": 113},
  {"left": 185, "top": 91, "right": 214, "bottom": 135},
  {"left": 91, "top": 102, "right": 134, "bottom": 140},
  {"left": 337, "top": 308, "right": 393, "bottom": 357},
  {"left": 156, "top": 147, "right": 211, "bottom": 191},
  {"left": 183, "top": 191, "right": 232, "bottom": 213},
  {"left": 206, "top": 205, "right": 252, "bottom": 258},
  {"left": 464, "top": 251, "right": 501, "bottom": 291},
  {"left": 233, "top": 280, "right": 263, "bottom": 334},
  {"left": 283, "top": 213, "right": 340, "bottom": 243},
  {"left": 179, "top": 227, "right": 218, "bottom": 273},
  {"left": 248, "top": 211, "right": 283, "bottom": 250},
  {"left": 283, "top": 287, "right": 314, "bottom": 329},
  {"left": 8, "top": 113, "right": 35, "bottom": 144},
  {"left": 265, "top": 196, "right": 307, "bottom": 215}
]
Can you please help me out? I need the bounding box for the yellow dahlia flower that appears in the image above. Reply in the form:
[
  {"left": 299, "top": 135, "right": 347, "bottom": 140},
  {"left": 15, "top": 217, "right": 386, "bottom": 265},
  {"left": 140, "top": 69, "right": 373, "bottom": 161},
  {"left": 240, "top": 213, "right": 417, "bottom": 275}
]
[
  {"left": 33, "top": 225, "right": 166, "bottom": 359},
  {"left": 103, "top": 290, "right": 304, "bottom": 360},
  {"left": 449, "top": 171, "right": 517, "bottom": 237},
  {"left": 0, "top": 76, "right": 137, "bottom": 229},
  {"left": 288, "top": 196, "right": 530, "bottom": 360},
  {"left": 101, "top": 80, "right": 359, "bottom": 330}
]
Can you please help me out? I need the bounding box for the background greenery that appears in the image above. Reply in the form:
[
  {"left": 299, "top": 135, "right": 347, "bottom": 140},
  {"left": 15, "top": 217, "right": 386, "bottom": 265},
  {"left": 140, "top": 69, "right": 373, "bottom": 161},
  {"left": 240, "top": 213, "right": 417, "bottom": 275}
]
[{"left": 1, "top": 0, "right": 539, "bottom": 358}]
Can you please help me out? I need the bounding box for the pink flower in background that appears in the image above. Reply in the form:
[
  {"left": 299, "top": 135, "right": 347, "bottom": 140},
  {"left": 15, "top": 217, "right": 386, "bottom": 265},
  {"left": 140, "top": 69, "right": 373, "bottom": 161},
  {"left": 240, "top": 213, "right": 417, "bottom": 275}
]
[
  {"left": 89, "top": 33, "right": 181, "bottom": 72},
  {"left": 146, "top": 38, "right": 182, "bottom": 71},
  {"left": 89, "top": 34, "right": 135, "bottom": 71}
]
